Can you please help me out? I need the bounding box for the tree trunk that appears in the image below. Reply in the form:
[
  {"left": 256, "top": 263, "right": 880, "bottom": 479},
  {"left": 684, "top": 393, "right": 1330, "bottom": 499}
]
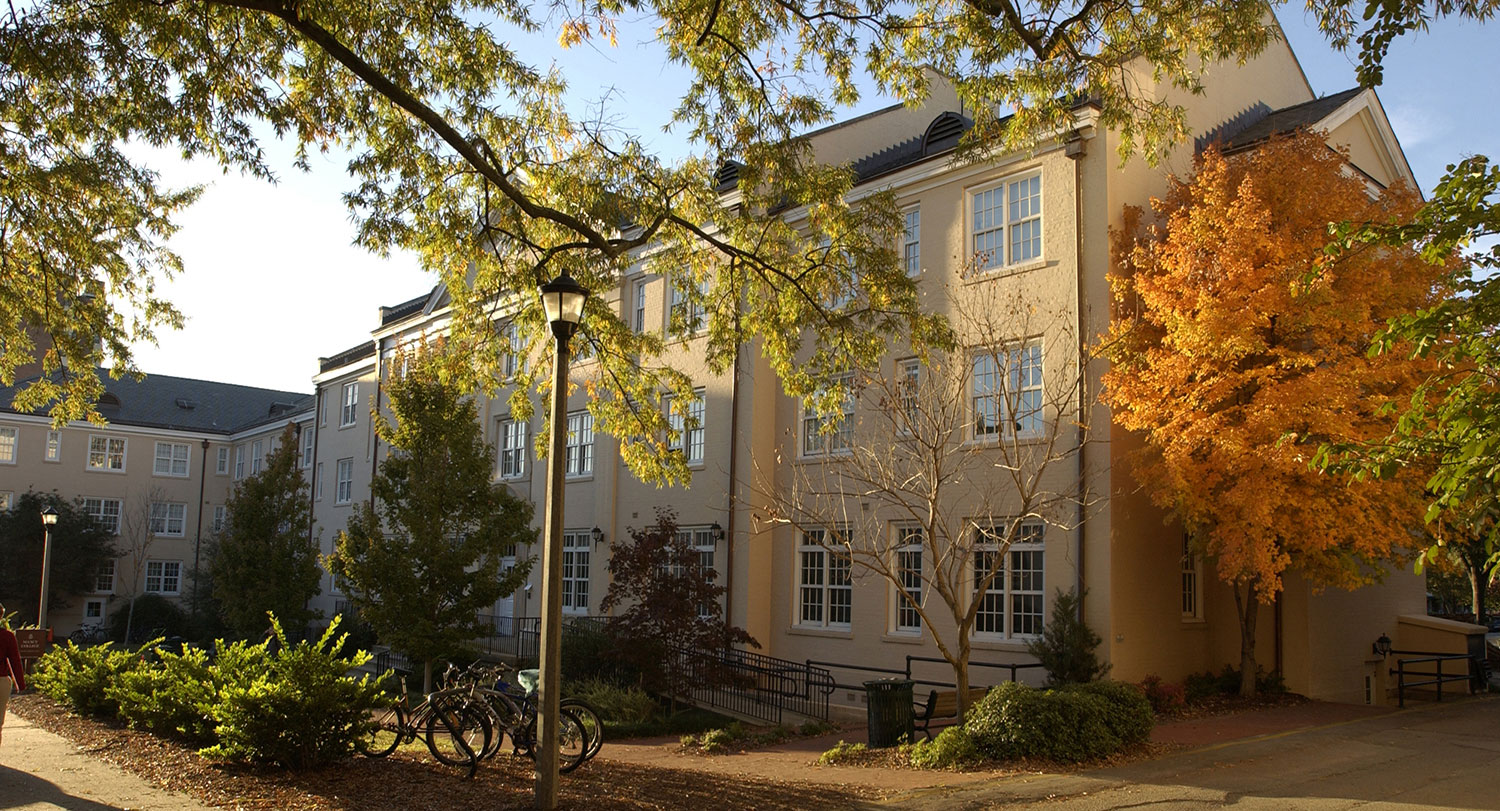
[
  {"left": 125, "top": 595, "right": 138, "bottom": 645},
  {"left": 423, "top": 659, "right": 433, "bottom": 695},
  {"left": 1470, "top": 565, "right": 1487, "bottom": 625},
  {"left": 953, "top": 647, "right": 972, "bottom": 721},
  {"left": 1232, "top": 580, "right": 1260, "bottom": 697}
]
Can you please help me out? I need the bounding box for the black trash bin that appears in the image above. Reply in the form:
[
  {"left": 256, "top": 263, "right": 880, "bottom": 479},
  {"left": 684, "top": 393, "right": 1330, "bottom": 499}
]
[{"left": 863, "top": 678, "right": 915, "bottom": 747}]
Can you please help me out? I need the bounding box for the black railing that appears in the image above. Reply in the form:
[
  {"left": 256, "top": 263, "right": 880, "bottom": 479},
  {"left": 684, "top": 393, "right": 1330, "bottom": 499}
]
[
  {"left": 1391, "top": 653, "right": 1476, "bottom": 708},
  {"left": 671, "top": 645, "right": 835, "bottom": 724},
  {"left": 808, "top": 654, "right": 1044, "bottom": 693}
]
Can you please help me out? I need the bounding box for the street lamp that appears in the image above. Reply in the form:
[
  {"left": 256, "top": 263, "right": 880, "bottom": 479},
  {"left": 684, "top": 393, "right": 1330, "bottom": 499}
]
[
  {"left": 38, "top": 506, "right": 59, "bottom": 631},
  {"left": 535, "top": 269, "right": 589, "bottom": 810},
  {"left": 1373, "top": 633, "right": 1393, "bottom": 657}
]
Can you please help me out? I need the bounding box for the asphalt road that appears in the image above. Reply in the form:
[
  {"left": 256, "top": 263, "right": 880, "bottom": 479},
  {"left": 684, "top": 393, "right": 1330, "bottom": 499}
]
[{"left": 885, "top": 694, "right": 1500, "bottom": 810}]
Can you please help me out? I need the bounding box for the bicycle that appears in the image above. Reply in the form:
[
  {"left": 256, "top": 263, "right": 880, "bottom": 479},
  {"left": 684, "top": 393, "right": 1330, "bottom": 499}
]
[
  {"left": 68, "top": 624, "right": 109, "bottom": 645},
  {"left": 358, "top": 676, "right": 494, "bottom": 778},
  {"left": 446, "top": 662, "right": 596, "bottom": 771}
]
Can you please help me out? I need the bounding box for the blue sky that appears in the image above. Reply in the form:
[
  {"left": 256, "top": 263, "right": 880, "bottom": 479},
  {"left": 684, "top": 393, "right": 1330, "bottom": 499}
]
[{"left": 129, "top": 9, "right": 1499, "bottom": 393}]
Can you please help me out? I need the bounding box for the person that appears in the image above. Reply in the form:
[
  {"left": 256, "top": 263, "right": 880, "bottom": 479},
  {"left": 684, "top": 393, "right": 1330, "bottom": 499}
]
[{"left": 0, "top": 603, "right": 25, "bottom": 747}]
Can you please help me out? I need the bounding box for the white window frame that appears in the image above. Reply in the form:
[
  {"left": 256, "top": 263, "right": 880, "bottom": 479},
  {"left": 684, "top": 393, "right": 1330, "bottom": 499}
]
[
  {"left": 0, "top": 491, "right": 12, "bottom": 512},
  {"left": 1182, "top": 534, "right": 1204, "bottom": 621},
  {"left": 341, "top": 381, "right": 360, "bottom": 427},
  {"left": 672, "top": 525, "right": 720, "bottom": 618},
  {"left": 665, "top": 389, "right": 706, "bottom": 465},
  {"left": 83, "top": 497, "right": 122, "bottom": 535},
  {"left": 892, "top": 526, "right": 924, "bottom": 634},
  {"left": 94, "top": 559, "right": 116, "bottom": 594},
  {"left": 250, "top": 439, "right": 264, "bottom": 476},
  {"left": 562, "top": 529, "right": 591, "bottom": 613},
  {"left": 301, "top": 427, "right": 314, "bottom": 469},
  {"left": 149, "top": 502, "right": 187, "bottom": 537},
  {"left": 564, "top": 411, "right": 593, "bottom": 477},
  {"left": 498, "top": 419, "right": 528, "bottom": 479},
  {"left": 335, "top": 458, "right": 354, "bottom": 505},
  {"left": 801, "top": 373, "right": 855, "bottom": 458},
  {"left": 668, "top": 276, "right": 709, "bottom": 336},
  {"left": 212, "top": 505, "right": 228, "bottom": 534},
  {"left": 903, "top": 205, "right": 921, "bottom": 277},
  {"left": 632, "top": 279, "right": 648, "bottom": 333},
  {"left": 501, "top": 322, "right": 522, "bottom": 378},
  {"left": 896, "top": 357, "right": 921, "bottom": 433},
  {"left": 216, "top": 446, "right": 229, "bottom": 475},
  {"left": 45, "top": 430, "right": 61, "bottom": 462},
  {"left": 234, "top": 446, "right": 245, "bottom": 480},
  {"left": 969, "top": 170, "right": 1043, "bottom": 272},
  {"left": 315, "top": 461, "right": 324, "bottom": 501},
  {"left": 83, "top": 598, "right": 106, "bottom": 621},
  {"left": 0, "top": 425, "right": 16, "bottom": 464},
  {"left": 972, "top": 342, "right": 1044, "bottom": 440},
  {"left": 86, "top": 434, "right": 127, "bottom": 472},
  {"left": 796, "top": 528, "right": 852, "bottom": 630},
  {"left": 144, "top": 559, "right": 182, "bottom": 595},
  {"left": 153, "top": 441, "right": 191, "bottom": 477},
  {"left": 971, "top": 521, "right": 1046, "bottom": 641}
]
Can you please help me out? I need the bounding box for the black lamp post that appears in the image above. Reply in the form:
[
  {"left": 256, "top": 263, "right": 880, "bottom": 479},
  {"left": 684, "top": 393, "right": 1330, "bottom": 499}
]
[
  {"left": 1373, "top": 633, "right": 1393, "bottom": 657},
  {"left": 535, "top": 269, "right": 588, "bottom": 810},
  {"left": 38, "top": 506, "right": 59, "bottom": 630}
]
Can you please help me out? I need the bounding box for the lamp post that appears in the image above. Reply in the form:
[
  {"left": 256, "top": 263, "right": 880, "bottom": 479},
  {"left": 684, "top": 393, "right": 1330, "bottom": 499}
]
[
  {"left": 535, "top": 269, "right": 589, "bottom": 810},
  {"left": 38, "top": 506, "right": 59, "bottom": 630}
]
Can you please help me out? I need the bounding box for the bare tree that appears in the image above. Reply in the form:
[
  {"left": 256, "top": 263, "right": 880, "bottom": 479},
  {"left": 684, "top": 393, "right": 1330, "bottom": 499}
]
[
  {"left": 118, "top": 486, "right": 166, "bottom": 643},
  {"left": 759, "top": 287, "right": 1101, "bottom": 719}
]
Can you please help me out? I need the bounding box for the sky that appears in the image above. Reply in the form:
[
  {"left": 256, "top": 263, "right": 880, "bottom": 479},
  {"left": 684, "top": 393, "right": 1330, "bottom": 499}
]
[{"left": 127, "top": 8, "right": 1500, "bottom": 394}]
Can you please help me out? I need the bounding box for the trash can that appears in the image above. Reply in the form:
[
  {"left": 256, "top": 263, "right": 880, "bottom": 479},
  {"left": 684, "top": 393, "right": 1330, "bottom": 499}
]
[{"left": 863, "top": 678, "right": 915, "bottom": 748}]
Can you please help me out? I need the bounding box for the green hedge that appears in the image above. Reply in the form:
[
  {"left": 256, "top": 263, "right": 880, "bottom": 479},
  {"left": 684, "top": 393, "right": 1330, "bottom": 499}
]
[
  {"left": 963, "top": 680, "right": 1154, "bottom": 763},
  {"left": 32, "top": 642, "right": 146, "bottom": 717}
]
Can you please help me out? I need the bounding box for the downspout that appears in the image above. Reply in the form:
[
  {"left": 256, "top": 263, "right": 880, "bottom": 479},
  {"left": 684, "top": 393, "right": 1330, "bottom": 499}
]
[
  {"left": 191, "top": 437, "right": 210, "bottom": 621},
  {"left": 1067, "top": 130, "right": 1088, "bottom": 620},
  {"left": 369, "top": 338, "right": 383, "bottom": 511},
  {"left": 307, "top": 393, "right": 324, "bottom": 615},
  {"left": 724, "top": 334, "right": 742, "bottom": 637}
]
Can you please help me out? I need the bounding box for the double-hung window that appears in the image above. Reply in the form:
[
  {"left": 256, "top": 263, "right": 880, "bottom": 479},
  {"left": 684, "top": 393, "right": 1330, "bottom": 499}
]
[
  {"left": 335, "top": 458, "right": 354, "bottom": 504},
  {"left": 893, "top": 526, "right": 924, "bottom": 633},
  {"left": 972, "top": 342, "right": 1043, "bottom": 439},
  {"left": 83, "top": 497, "right": 122, "bottom": 535},
  {"left": 216, "top": 446, "right": 229, "bottom": 475},
  {"left": 213, "top": 506, "right": 227, "bottom": 534},
  {"left": 498, "top": 419, "right": 527, "bottom": 479},
  {"left": 971, "top": 172, "right": 1042, "bottom": 271},
  {"left": 972, "top": 521, "right": 1046, "bottom": 640},
  {"left": 145, "top": 560, "right": 182, "bottom": 595},
  {"left": 903, "top": 206, "right": 921, "bottom": 277},
  {"left": 896, "top": 358, "right": 921, "bottom": 432},
  {"left": 149, "top": 502, "right": 187, "bottom": 537},
  {"left": 301, "top": 428, "right": 314, "bottom": 468},
  {"left": 631, "top": 280, "right": 648, "bottom": 333},
  {"left": 1182, "top": 534, "right": 1203, "bottom": 620},
  {"left": 94, "top": 560, "right": 116, "bottom": 593},
  {"left": 501, "top": 323, "right": 522, "bottom": 378},
  {"left": 234, "top": 446, "right": 245, "bottom": 480},
  {"left": 341, "top": 381, "right": 359, "bottom": 427},
  {"left": 250, "top": 439, "right": 264, "bottom": 475},
  {"left": 0, "top": 426, "right": 16, "bottom": 464},
  {"left": 45, "top": 430, "right": 60, "bottom": 462},
  {"left": 665, "top": 389, "right": 706, "bottom": 465},
  {"left": 87, "top": 435, "right": 127, "bottom": 471},
  {"left": 154, "top": 442, "right": 190, "bottom": 477},
  {"left": 565, "top": 411, "right": 593, "bottom": 477},
  {"left": 669, "top": 276, "right": 708, "bottom": 336},
  {"left": 562, "top": 530, "right": 590, "bottom": 612},
  {"left": 674, "top": 526, "right": 719, "bottom": 617},
  {"left": 801, "top": 374, "right": 854, "bottom": 457},
  {"left": 797, "top": 528, "right": 852, "bottom": 629}
]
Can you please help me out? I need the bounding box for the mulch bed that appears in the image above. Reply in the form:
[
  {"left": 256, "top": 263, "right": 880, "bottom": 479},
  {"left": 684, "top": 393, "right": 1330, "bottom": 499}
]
[
  {"left": 1158, "top": 691, "right": 1308, "bottom": 722},
  {"left": 11, "top": 694, "right": 883, "bottom": 810}
]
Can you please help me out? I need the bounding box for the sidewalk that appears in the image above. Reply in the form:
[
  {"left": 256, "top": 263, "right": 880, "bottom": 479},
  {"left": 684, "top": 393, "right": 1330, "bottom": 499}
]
[{"left": 0, "top": 712, "right": 214, "bottom": 811}]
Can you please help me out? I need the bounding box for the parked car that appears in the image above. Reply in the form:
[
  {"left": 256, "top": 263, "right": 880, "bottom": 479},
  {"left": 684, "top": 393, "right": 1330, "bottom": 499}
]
[{"left": 1487, "top": 616, "right": 1500, "bottom": 633}]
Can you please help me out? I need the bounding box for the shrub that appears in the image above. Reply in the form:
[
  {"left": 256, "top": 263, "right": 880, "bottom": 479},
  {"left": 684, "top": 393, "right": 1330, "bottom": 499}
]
[
  {"left": 565, "top": 678, "right": 657, "bottom": 725},
  {"left": 1184, "top": 664, "right": 1286, "bottom": 701},
  {"left": 32, "top": 642, "right": 146, "bottom": 717},
  {"left": 799, "top": 719, "right": 835, "bottom": 737},
  {"left": 110, "top": 594, "right": 190, "bottom": 643},
  {"left": 965, "top": 681, "right": 1126, "bottom": 762},
  {"left": 201, "top": 616, "right": 385, "bottom": 769},
  {"left": 1138, "top": 675, "right": 1187, "bottom": 714},
  {"left": 1026, "top": 588, "right": 1109, "bottom": 686},
  {"left": 107, "top": 645, "right": 218, "bottom": 744},
  {"left": 818, "top": 740, "right": 867, "bottom": 765},
  {"left": 905, "top": 725, "right": 981, "bottom": 770},
  {"left": 1060, "top": 680, "right": 1154, "bottom": 745}
]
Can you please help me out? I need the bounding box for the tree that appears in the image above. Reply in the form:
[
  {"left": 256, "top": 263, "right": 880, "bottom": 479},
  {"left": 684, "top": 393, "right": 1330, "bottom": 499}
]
[
  {"left": 5, "top": 0, "right": 1489, "bottom": 470},
  {"left": 210, "top": 423, "right": 321, "bottom": 638},
  {"left": 601, "top": 508, "right": 757, "bottom": 706},
  {"left": 1103, "top": 132, "right": 1448, "bottom": 695},
  {"left": 326, "top": 351, "right": 535, "bottom": 692},
  {"left": 760, "top": 287, "right": 1095, "bottom": 720},
  {"left": 118, "top": 485, "right": 166, "bottom": 643},
  {"left": 0, "top": 492, "right": 117, "bottom": 627}
]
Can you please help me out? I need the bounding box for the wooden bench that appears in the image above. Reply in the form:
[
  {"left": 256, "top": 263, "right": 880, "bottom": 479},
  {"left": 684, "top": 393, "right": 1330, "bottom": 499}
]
[{"left": 913, "top": 687, "right": 989, "bottom": 741}]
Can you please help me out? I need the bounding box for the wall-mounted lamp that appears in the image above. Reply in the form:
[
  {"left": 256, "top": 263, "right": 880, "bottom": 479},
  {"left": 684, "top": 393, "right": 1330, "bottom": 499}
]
[
  {"left": 1372, "top": 633, "right": 1392, "bottom": 657},
  {"left": 591, "top": 525, "right": 604, "bottom": 546},
  {"left": 710, "top": 521, "right": 725, "bottom": 543}
]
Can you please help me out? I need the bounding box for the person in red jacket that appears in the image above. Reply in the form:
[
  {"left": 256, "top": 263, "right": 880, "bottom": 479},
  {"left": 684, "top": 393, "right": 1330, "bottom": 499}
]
[{"left": 0, "top": 603, "right": 26, "bottom": 747}]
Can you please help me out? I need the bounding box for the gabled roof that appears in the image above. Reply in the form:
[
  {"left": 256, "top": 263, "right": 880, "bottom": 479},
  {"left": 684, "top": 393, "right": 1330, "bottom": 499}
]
[
  {"left": 0, "top": 371, "right": 312, "bottom": 434},
  {"left": 1219, "top": 87, "right": 1363, "bottom": 151},
  {"left": 318, "top": 342, "right": 377, "bottom": 374}
]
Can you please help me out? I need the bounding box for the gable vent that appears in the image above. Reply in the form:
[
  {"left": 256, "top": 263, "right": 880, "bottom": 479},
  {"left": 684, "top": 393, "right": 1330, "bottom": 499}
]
[
  {"left": 715, "top": 160, "right": 745, "bottom": 192},
  {"left": 175, "top": 398, "right": 198, "bottom": 410},
  {"left": 922, "top": 112, "right": 971, "bottom": 155},
  {"left": 98, "top": 392, "right": 121, "bottom": 408}
]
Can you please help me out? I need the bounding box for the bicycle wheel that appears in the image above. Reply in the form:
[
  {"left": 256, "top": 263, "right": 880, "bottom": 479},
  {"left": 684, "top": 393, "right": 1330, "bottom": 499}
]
[
  {"left": 481, "top": 689, "right": 522, "bottom": 760},
  {"left": 424, "top": 700, "right": 490, "bottom": 769},
  {"left": 560, "top": 698, "right": 603, "bottom": 761},
  {"left": 358, "top": 705, "right": 405, "bottom": 758},
  {"left": 556, "top": 708, "right": 589, "bottom": 774}
]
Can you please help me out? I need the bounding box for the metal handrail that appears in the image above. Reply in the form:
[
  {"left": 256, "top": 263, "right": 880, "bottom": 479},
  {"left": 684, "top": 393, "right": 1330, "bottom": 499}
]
[
  {"left": 1391, "top": 653, "right": 1474, "bottom": 708},
  {"left": 808, "top": 654, "right": 1043, "bottom": 693}
]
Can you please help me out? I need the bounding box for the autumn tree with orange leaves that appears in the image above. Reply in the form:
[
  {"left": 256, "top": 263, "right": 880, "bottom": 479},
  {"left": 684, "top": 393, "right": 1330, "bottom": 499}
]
[{"left": 1104, "top": 132, "right": 1448, "bottom": 696}]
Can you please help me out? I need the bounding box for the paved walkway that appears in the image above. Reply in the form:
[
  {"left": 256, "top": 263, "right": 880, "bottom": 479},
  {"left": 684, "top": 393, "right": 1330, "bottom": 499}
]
[{"left": 0, "top": 713, "right": 213, "bottom": 811}]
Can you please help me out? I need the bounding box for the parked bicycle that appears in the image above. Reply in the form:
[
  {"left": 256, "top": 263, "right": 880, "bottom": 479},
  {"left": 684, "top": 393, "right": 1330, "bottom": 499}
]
[
  {"left": 68, "top": 624, "right": 109, "bottom": 645},
  {"left": 358, "top": 676, "right": 494, "bottom": 778},
  {"left": 443, "top": 661, "right": 599, "bottom": 771}
]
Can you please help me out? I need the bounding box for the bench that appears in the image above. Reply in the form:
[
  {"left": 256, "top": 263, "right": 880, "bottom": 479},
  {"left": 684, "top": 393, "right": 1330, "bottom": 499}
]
[{"left": 913, "top": 687, "right": 989, "bottom": 741}]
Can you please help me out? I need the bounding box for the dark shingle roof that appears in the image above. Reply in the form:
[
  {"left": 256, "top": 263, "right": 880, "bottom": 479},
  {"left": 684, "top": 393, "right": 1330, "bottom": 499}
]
[
  {"left": 318, "top": 342, "right": 376, "bottom": 374},
  {"left": 1220, "top": 88, "right": 1363, "bottom": 152},
  {"left": 379, "top": 293, "right": 429, "bottom": 327},
  {"left": 0, "top": 371, "right": 312, "bottom": 434}
]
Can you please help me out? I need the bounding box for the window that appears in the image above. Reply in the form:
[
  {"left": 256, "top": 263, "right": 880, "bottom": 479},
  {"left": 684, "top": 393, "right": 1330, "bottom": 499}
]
[
  {"left": 797, "top": 528, "right": 852, "bottom": 629},
  {"left": 250, "top": 439, "right": 264, "bottom": 475},
  {"left": 501, "top": 323, "right": 522, "bottom": 378},
  {"left": 216, "top": 446, "right": 229, "bottom": 475},
  {"left": 673, "top": 526, "right": 719, "bottom": 617},
  {"left": 565, "top": 411, "right": 593, "bottom": 477},
  {"left": 319, "top": 397, "right": 327, "bottom": 427},
  {"left": 144, "top": 560, "right": 182, "bottom": 595},
  {"left": 94, "top": 560, "right": 115, "bottom": 593},
  {"left": 83, "top": 498, "right": 122, "bottom": 535},
  {"left": 45, "top": 430, "right": 60, "bottom": 462},
  {"left": 562, "top": 530, "right": 590, "bottom": 613},
  {"left": 341, "top": 381, "right": 359, "bottom": 427},
  {"left": 801, "top": 374, "right": 854, "bottom": 457},
  {"left": 972, "top": 522, "right": 1046, "bottom": 639},
  {"left": 0, "top": 491, "right": 12, "bottom": 512},
  {"left": 0, "top": 426, "right": 15, "bottom": 464},
  {"left": 87, "top": 435, "right": 126, "bottom": 471},
  {"left": 314, "top": 462, "right": 324, "bottom": 501},
  {"left": 972, "top": 343, "right": 1043, "bottom": 439},
  {"left": 212, "top": 506, "right": 227, "bottom": 534},
  {"left": 669, "top": 276, "right": 708, "bottom": 336},
  {"left": 149, "top": 502, "right": 187, "bottom": 537},
  {"left": 301, "top": 427, "right": 314, "bottom": 468},
  {"left": 903, "top": 206, "right": 921, "bottom": 277},
  {"left": 631, "top": 279, "right": 648, "bottom": 333},
  {"left": 894, "top": 527, "right": 924, "bottom": 633},
  {"left": 896, "top": 358, "right": 921, "bottom": 431},
  {"left": 498, "top": 419, "right": 527, "bottom": 479},
  {"left": 1182, "top": 534, "right": 1203, "bottom": 620},
  {"left": 335, "top": 458, "right": 354, "bottom": 504},
  {"left": 665, "top": 389, "right": 706, "bottom": 464},
  {"left": 234, "top": 446, "right": 245, "bottom": 480},
  {"left": 84, "top": 599, "right": 105, "bottom": 620},
  {"left": 971, "top": 172, "right": 1042, "bottom": 271},
  {"left": 154, "top": 441, "right": 190, "bottom": 477}
]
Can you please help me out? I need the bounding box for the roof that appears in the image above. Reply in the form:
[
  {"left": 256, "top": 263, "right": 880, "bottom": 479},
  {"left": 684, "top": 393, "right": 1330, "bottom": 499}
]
[
  {"left": 318, "top": 342, "right": 376, "bottom": 374},
  {"left": 1219, "top": 87, "right": 1363, "bottom": 152},
  {"left": 0, "top": 370, "right": 312, "bottom": 435},
  {"left": 379, "top": 292, "right": 429, "bottom": 327}
]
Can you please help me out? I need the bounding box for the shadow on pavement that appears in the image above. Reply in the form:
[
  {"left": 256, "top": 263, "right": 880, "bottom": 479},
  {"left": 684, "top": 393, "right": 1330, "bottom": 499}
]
[{"left": 0, "top": 762, "right": 122, "bottom": 811}]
